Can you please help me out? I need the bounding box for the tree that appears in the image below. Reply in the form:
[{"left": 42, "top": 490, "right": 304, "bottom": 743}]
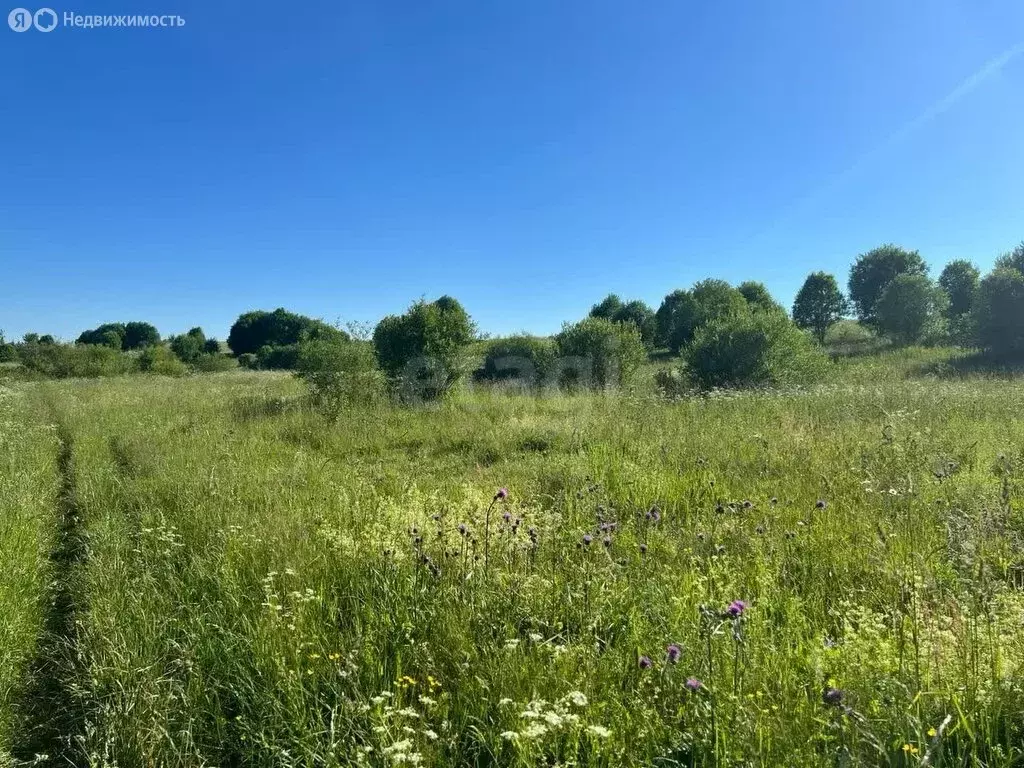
[
  {"left": 22, "top": 333, "right": 39, "bottom": 344},
  {"left": 792, "top": 271, "right": 847, "bottom": 342},
  {"left": 737, "top": 281, "right": 783, "bottom": 313},
  {"left": 478, "top": 336, "right": 556, "bottom": 388},
  {"left": 589, "top": 294, "right": 624, "bottom": 321},
  {"left": 848, "top": 244, "right": 928, "bottom": 325},
  {"left": 77, "top": 323, "right": 126, "bottom": 349},
  {"left": 203, "top": 338, "right": 221, "bottom": 355},
  {"left": 613, "top": 300, "right": 657, "bottom": 347},
  {"left": 655, "top": 290, "right": 687, "bottom": 347},
  {"left": 372, "top": 296, "right": 475, "bottom": 401},
  {"left": 874, "top": 274, "right": 947, "bottom": 345},
  {"left": 227, "top": 308, "right": 346, "bottom": 356},
  {"left": 123, "top": 321, "right": 160, "bottom": 350},
  {"left": 661, "top": 280, "right": 749, "bottom": 354},
  {"left": 994, "top": 241, "right": 1024, "bottom": 275},
  {"left": 38, "top": 334, "right": 56, "bottom": 345},
  {"left": 169, "top": 327, "right": 207, "bottom": 364},
  {"left": 553, "top": 317, "right": 646, "bottom": 390},
  {"left": 972, "top": 267, "right": 1024, "bottom": 358},
  {"left": 938, "top": 260, "right": 980, "bottom": 319}
]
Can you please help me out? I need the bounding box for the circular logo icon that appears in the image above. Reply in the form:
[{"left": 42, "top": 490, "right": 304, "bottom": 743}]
[
  {"left": 8, "top": 7, "right": 33, "bottom": 31},
  {"left": 34, "top": 7, "right": 57, "bottom": 31}
]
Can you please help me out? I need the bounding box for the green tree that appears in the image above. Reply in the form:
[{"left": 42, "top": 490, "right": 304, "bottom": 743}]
[
  {"left": 662, "top": 280, "right": 749, "bottom": 354},
  {"left": 227, "top": 308, "right": 346, "bottom": 355},
  {"left": 848, "top": 244, "right": 928, "bottom": 325},
  {"left": 613, "top": 300, "right": 657, "bottom": 347},
  {"left": 589, "top": 294, "right": 624, "bottom": 321},
  {"left": 123, "top": 321, "right": 161, "bottom": 350},
  {"left": 77, "top": 323, "right": 127, "bottom": 349},
  {"left": 792, "top": 271, "right": 847, "bottom": 342},
  {"left": 655, "top": 290, "right": 687, "bottom": 347},
  {"left": 738, "top": 281, "right": 783, "bottom": 313},
  {"left": 372, "top": 296, "right": 475, "bottom": 401},
  {"left": 478, "top": 335, "right": 556, "bottom": 388},
  {"left": 994, "top": 241, "right": 1024, "bottom": 275},
  {"left": 874, "top": 274, "right": 947, "bottom": 345},
  {"left": 169, "top": 327, "right": 207, "bottom": 364},
  {"left": 972, "top": 267, "right": 1024, "bottom": 358},
  {"left": 938, "top": 260, "right": 980, "bottom": 318}
]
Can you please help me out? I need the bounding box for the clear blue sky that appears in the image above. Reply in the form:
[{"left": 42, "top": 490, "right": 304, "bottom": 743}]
[{"left": 3, "top": 0, "right": 1023, "bottom": 341}]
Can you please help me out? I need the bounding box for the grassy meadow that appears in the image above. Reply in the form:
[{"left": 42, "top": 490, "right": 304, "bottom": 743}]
[{"left": 2, "top": 353, "right": 1024, "bottom": 766}]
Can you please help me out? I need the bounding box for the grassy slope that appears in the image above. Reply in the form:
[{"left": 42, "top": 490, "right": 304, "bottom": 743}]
[{"left": 20, "top": 358, "right": 1021, "bottom": 766}]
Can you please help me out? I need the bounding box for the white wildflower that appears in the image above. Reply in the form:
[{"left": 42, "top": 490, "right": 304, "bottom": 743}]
[
  {"left": 566, "top": 691, "right": 588, "bottom": 707},
  {"left": 587, "top": 724, "right": 612, "bottom": 738}
]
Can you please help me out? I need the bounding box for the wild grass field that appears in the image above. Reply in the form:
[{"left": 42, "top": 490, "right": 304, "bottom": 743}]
[{"left": 3, "top": 355, "right": 1024, "bottom": 766}]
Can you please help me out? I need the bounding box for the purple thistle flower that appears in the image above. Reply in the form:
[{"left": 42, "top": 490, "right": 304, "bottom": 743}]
[
  {"left": 457, "top": 523, "right": 468, "bottom": 536},
  {"left": 666, "top": 643, "right": 682, "bottom": 664},
  {"left": 582, "top": 534, "right": 593, "bottom": 546},
  {"left": 726, "top": 599, "right": 748, "bottom": 618},
  {"left": 684, "top": 677, "right": 702, "bottom": 692},
  {"left": 645, "top": 506, "right": 661, "bottom": 523},
  {"left": 502, "top": 511, "right": 512, "bottom": 523},
  {"left": 638, "top": 655, "right": 653, "bottom": 670},
  {"left": 822, "top": 687, "right": 844, "bottom": 707},
  {"left": 495, "top": 487, "right": 508, "bottom": 501}
]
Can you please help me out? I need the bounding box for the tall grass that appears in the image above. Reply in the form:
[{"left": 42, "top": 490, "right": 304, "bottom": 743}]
[{"left": 8, "top": 361, "right": 1024, "bottom": 765}]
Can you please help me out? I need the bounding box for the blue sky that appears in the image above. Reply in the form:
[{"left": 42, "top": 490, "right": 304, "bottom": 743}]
[{"left": 2, "top": 0, "right": 1023, "bottom": 341}]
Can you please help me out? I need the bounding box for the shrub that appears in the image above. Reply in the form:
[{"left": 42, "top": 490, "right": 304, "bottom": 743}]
[
  {"left": 478, "top": 335, "right": 556, "bottom": 389},
  {"left": 738, "top": 281, "right": 784, "bottom": 313},
  {"left": 684, "top": 311, "right": 828, "bottom": 389},
  {"left": 256, "top": 344, "right": 301, "bottom": 370},
  {"left": 77, "top": 323, "right": 126, "bottom": 348},
  {"left": 553, "top": 317, "right": 646, "bottom": 390},
  {"left": 169, "top": 328, "right": 207, "bottom": 364},
  {"left": 295, "top": 339, "right": 385, "bottom": 416},
  {"left": 972, "top": 267, "right": 1024, "bottom": 359},
  {"left": 874, "top": 274, "right": 947, "bottom": 345},
  {"left": 653, "top": 367, "right": 690, "bottom": 398},
  {"left": 994, "top": 241, "right": 1024, "bottom": 275},
  {"left": 192, "top": 354, "right": 239, "bottom": 373},
  {"left": 237, "top": 353, "right": 259, "bottom": 370},
  {"left": 658, "top": 280, "right": 749, "bottom": 353},
  {"left": 0, "top": 343, "right": 17, "bottom": 363},
  {"left": 823, "top": 319, "right": 883, "bottom": 356},
  {"left": 227, "top": 308, "right": 346, "bottom": 355},
  {"left": 848, "top": 244, "right": 928, "bottom": 325},
  {"left": 138, "top": 345, "right": 188, "bottom": 376},
  {"left": 373, "top": 296, "right": 475, "bottom": 401},
  {"left": 20, "top": 344, "right": 135, "bottom": 379},
  {"left": 203, "top": 338, "right": 222, "bottom": 355}
]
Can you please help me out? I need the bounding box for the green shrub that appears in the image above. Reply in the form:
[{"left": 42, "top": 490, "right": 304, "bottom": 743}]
[
  {"left": 971, "top": 267, "right": 1024, "bottom": 359},
  {"left": 874, "top": 274, "right": 947, "bottom": 345},
  {"left": 237, "top": 353, "right": 259, "bottom": 370},
  {"left": 553, "top": 317, "right": 646, "bottom": 390},
  {"left": 295, "top": 339, "right": 385, "bottom": 416},
  {"left": 657, "top": 280, "right": 749, "bottom": 353},
  {"left": 373, "top": 296, "right": 475, "bottom": 401},
  {"left": 256, "top": 344, "right": 300, "bottom": 370},
  {"left": 123, "top": 321, "right": 160, "bottom": 350},
  {"left": 823, "top": 319, "right": 884, "bottom": 356},
  {"left": 77, "top": 322, "right": 126, "bottom": 349},
  {"left": 848, "top": 244, "right": 928, "bottom": 325},
  {"left": 0, "top": 343, "right": 16, "bottom": 363},
  {"left": 138, "top": 345, "right": 188, "bottom": 376},
  {"left": 792, "top": 272, "right": 847, "bottom": 342},
  {"left": 685, "top": 311, "right": 828, "bottom": 389},
  {"left": 478, "top": 335, "right": 556, "bottom": 389},
  {"left": 192, "top": 354, "right": 239, "bottom": 373},
  {"left": 227, "top": 308, "right": 346, "bottom": 355},
  {"left": 20, "top": 344, "right": 135, "bottom": 379}
]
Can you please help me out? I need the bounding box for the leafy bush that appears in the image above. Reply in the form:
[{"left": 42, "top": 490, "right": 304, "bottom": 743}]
[
  {"left": 657, "top": 280, "right": 749, "bottom": 353},
  {"left": 994, "top": 241, "right": 1024, "bottom": 274},
  {"left": 848, "top": 244, "right": 928, "bottom": 325},
  {"left": 237, "top": 353, "right": 259, "bottom": 370},
  {"left": 972, "top": 267, "right": 1024, "bottom": 359},
  {"left": 256, "top": 344, "right": 301, "bottom": 370},
  {"left": 553, "top": 317, "right": 646, "bottom": 390},
  {"left": 938, "top": 260, "right": 980, "bottom": 320},
  {"left": 169, "top": 328, "right": 207, "bottom": 364},
  {"left": 0, "top": 343, "right": 16, "bottom": 363},
  {"left": 138, "top": 345, "right": 188, "bottom": 376},
  {"left": 76, "top": 322, "right": 126, "bottom": 349},
  {"left": 203, "top": 338, "right": 222, "bottom": 355},
  {"left": 823, "top": 319, "right": 883, "bottom": 356},
  {"left": 590, "top": 296, "right": 657, "bottom": 347},
  {"left": 192, "top": 354, "right": 238, "bottom": 373},
  {"left": 738, "top": 281, "right": 784, "bottom": 313},
  {"left": 373, "top": 296, "right": 475, "bottom": 401},
  {"left": 228, "top": 308, "right": 346, "bottom": 355},
  {"left": 874, "top": 274, "right": 947, "bottom": 345},
  {"left": 478, "top": 335, "right": 556, "bottom": 389},
  {"left": 653, "top": 366, "right": 690, "bottom": 398},
  {"left": 295, "top": 339, "right": 385, "bottom": 416},
  {"left": 20, "top": 344, "right": 135, "bottom": 379},
  {"left": 684, "top": 311, "right": 828, "bottom": 389}
]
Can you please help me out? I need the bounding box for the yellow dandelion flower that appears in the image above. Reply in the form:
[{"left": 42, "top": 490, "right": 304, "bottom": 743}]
[{"left": 927, "top": 727, "right": 937, "bottom": 737}]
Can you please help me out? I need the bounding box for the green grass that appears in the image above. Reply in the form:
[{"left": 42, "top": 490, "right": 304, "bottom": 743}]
[{"left": 3, "top": 355, "right": 1024, "bottom": 765}]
